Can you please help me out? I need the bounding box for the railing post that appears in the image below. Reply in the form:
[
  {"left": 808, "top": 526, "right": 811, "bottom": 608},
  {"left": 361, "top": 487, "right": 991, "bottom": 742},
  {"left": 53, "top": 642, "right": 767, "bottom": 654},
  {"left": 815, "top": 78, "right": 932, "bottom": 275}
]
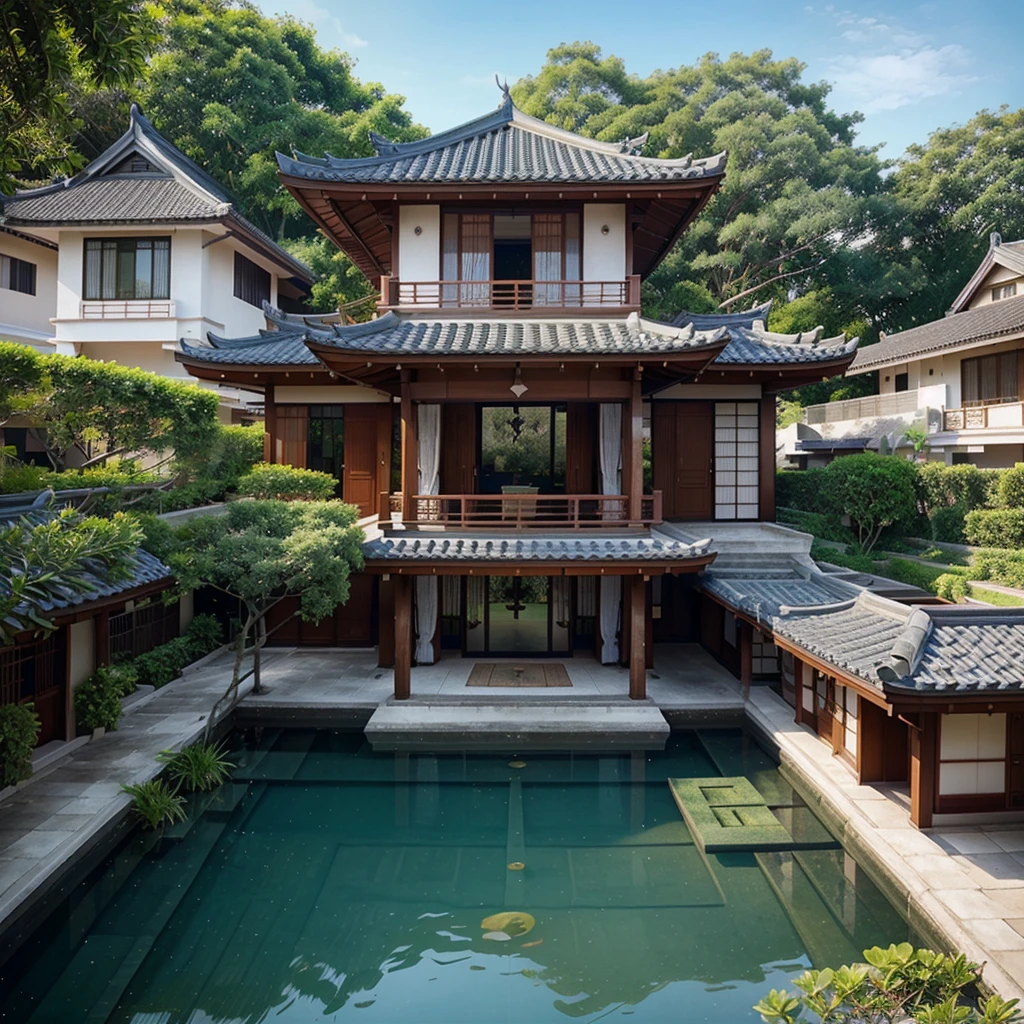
[
  {"left": 379, "top": 274, "right": 390, "bottom": 307},
  {"left": 378, "top": 491, "right": 391, "bottom": 520},
  {"left": 627, "top": 274, "right": 641, "bottom": 308}
]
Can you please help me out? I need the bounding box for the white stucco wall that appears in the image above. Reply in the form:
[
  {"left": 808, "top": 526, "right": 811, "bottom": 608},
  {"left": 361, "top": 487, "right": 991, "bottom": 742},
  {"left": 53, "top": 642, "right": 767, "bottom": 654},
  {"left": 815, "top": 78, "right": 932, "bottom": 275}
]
[
  {"left": 0, "top": 233, "right": 57, "bottom": 348},
  {"left": 583, "top": 204, "right": 626, "bottom": 285},
  {"left": 201, "top": 232, "right": 281, "bottom": 340},
  {"left": 397, "top": 205, "right": 440, "bottom": 284},
  {"left": 68, "top": 619, "right": 95, "bottom": 690},
  {"left": 968, "top": 263, "right": 1022, "bottom": 310}
]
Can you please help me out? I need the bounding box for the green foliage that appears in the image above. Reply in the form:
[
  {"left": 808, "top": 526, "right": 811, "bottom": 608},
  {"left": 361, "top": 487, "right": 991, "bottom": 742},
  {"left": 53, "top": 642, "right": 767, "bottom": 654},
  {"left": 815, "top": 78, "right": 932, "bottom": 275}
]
[
  {"left": 917, "top": 463, "right": 998, "bottom": 516},
  {"left": 0, "top": 342, "right": 47, "bottom": 421},
  {"left": 822, "top": 454, "right": 919, "bottom": 553},
  {"left": 236, "top": 463, "right": 338, "bottom": 501},
  {"left": 121, "top": 779, "right": 186, "bottom": 831},
  {"left": 0, "top": 508, "right": 142, "bottom": 643},
  {"left": 127, "top": 513, "right": 179, "bottom": 564},
  {"left": 969, "top": 549, "right": 1024, "bottom": 591},
  {"left": 996, "top": 463, "right": 1024, "bottom": 509},
  {"left": 936, "top": 573, "right": 971, "bottom": 602},
  {"left": 283, "top": 235, "right": 376, "bottom": 316},
  {"left": 0, "top": 464, "right": 49, "bottom": 494},
  {"left": 130, "top": 614, "right": 224, "bottom": 688},
  {"left": 157, "top": 742, "right": 234, "bottom": 792},
  {"left": 754, "top": 943, "right": 1021, "bottom": 1024},
  {"left": 776, "top": 399, "right": 805, "bottom": 429},
  {"left": 810, "top": 541, "right": 876, "bottom": 573},
  {"left": 778, "top": 508, "right": 853, "bottom": 544},
  {"left": 0, "top": 704, "right": 40, "bottom": 788},
  {"left": 964, "top": 509, "right": 1024, "bottom": 549},
  {"left": 880, "top": 557, "right": 963, "bottom": 594},
  {"left": 0, "top": 1, "right": 156, "bottom": 191},
  {"left": 776, "top": 469, "right": 826, "bottom": 512},
  {"left": 74, "top": 664, "right": 137, "bottom": 733},
  {"left": 931, "top": 504, "right": 968, "bottom": 545}
]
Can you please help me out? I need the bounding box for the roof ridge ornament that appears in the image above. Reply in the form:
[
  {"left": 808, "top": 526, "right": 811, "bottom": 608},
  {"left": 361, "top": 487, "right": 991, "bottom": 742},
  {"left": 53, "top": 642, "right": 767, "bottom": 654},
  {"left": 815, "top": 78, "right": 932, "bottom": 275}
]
[
  {"left": 618, "top": 132, "right": 650, "bottom": 155},
  {"left": 495, "top": 74, "right": 512, "bottom": 110}
]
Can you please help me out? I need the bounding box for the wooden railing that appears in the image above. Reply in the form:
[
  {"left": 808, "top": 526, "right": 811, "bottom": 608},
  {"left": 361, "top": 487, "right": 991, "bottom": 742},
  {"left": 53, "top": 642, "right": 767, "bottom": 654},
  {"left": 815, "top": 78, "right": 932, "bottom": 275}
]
[
  {"left": 944, "top": 403, "right": 1024, "bottom": 431},
  {"left": 388, "top": 491, "right": 663, "bottom": 527},
  {"left": 379, "top": 275, "right": 641, "bottom": 311},
  {"left": 80, "top": 299, "right": 175, "bottom": 319}
]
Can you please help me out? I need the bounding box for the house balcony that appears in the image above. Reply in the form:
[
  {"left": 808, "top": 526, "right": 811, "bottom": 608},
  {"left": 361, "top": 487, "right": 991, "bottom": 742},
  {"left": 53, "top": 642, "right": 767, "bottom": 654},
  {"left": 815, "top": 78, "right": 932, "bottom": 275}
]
[
  {"left": 382, "top": 491, "right": 663, "bottom": 528},
  {"left": 79, "top": 299, "right": 176, "bottom": 320},
  {"left": 378, "top": 275, "right": 642, "bottom": 314},
  {"left": 803, "top": 389, "right": 923, "bottom": 424},
  {"left": 944, "top": 401, "right": 1024, "bottom": 431}
]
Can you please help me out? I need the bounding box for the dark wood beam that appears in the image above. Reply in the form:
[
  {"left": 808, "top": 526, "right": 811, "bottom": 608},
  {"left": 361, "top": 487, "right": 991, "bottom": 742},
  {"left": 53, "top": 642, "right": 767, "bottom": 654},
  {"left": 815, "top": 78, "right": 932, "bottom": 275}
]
[
  {"left": 629, "top": 575, "right": 647, "bottom": 699},
  {"left": 393, "top": 574, "right": 412, "bottom": 699}
]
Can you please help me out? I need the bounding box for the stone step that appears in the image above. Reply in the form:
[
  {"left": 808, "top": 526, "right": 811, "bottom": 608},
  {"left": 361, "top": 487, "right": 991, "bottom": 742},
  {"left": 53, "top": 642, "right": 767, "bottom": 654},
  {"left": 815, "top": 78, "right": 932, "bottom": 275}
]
[{"left": 364, "top": 697, "right": 670, "bottom": 752}]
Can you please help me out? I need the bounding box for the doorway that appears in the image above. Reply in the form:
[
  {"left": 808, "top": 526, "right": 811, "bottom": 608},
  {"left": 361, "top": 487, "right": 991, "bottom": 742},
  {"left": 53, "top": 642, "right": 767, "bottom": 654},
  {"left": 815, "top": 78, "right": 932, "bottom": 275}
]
[
  {"left": 464, "top": 576, "right": 572, "bottom": 655},
  {"left": 478, "top": 404, "right": 567, "bottom": 495}
]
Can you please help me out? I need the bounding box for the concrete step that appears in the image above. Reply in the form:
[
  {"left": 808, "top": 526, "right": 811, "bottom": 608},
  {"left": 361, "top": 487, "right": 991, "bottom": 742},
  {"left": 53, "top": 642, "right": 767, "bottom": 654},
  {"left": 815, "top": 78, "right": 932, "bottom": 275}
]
[{"left": 364, "top": 696, "right": 670, "bottom": 752}]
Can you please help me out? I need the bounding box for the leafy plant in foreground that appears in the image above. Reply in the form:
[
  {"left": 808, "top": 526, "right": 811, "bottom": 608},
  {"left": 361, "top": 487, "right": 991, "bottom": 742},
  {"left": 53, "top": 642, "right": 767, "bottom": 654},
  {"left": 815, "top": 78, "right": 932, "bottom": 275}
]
[
  {"left": 157, "top": 743, "right": 234, "bottom": 792},
  {"left": 754, "top": 943, "right": 1021, "bottom": 1024},
  {"left": 121, "top": 779, "right": 186, "bottom": 831},
  {"left": 0, "top": 704, "right": 41, "bottom": 788}
]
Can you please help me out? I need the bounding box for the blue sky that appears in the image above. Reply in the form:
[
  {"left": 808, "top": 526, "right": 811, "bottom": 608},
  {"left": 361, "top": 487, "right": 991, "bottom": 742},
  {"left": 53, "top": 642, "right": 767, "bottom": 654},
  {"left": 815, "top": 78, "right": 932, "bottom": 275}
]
[{"left": 278, "top": 0, "right": 1024, "bottom": 159}]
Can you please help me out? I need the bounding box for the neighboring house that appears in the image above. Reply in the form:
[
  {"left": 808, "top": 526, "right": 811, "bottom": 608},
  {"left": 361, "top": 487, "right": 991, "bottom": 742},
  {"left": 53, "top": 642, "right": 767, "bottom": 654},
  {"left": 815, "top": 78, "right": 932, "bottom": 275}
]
[
  {"left": 174, "top": 88, "right": 1024, "bottom": 828},
  {"left": 0, "top": 105, "right": 313, "bottom": 420},
  {"left": 784, "top": 233, "right": 1024, "bottom": 468}
]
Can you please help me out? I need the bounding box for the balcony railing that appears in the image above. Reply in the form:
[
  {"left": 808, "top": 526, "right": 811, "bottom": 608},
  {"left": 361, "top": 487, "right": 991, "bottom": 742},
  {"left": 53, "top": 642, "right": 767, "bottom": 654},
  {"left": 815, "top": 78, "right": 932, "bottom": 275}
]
[
  {"left": 385, "top": 491, "right": 663, "bottom": 528},
  {"left": 379, "top": 275, "right": 641, "bottom": 311},
  {"left": 944, "top": 402, "right": 1024, "bottom": 431},
  {"left": 803, "top": 389, "right": 921, "bottom": 425},
  {"left": 79, "top": 299, "right": 175, "bottom": 319}
]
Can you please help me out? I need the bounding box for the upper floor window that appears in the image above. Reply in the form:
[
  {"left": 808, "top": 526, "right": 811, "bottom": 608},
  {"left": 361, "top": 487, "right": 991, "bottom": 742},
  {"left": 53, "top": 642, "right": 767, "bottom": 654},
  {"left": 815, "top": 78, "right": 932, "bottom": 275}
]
[
  {"left": 992, "top": 282, "right": 1018, "bottom": 302},
  {"left": 234, "top": 252, "right": 270, "bottom": 308},
  {"left": 84, "top": 237, "right": 170, "bottom": 300},
  {"left": 0, "top": 254, "right": 36, "bottom": 295},
  {"left": 962, "top": 351, "right": 1018, "bottom": 406}
]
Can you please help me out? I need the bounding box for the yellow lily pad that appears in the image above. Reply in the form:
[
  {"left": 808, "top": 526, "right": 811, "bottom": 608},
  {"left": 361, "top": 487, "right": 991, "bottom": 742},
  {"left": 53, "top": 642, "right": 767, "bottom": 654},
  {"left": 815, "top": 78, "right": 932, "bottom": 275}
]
[{"left": 481, "top": 911, "right": 535, "bottom": 937}]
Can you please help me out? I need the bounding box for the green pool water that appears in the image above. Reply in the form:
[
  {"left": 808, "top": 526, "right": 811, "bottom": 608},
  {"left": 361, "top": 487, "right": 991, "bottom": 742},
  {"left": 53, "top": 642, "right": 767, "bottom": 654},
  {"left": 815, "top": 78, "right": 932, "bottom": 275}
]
[{"left": 0, "top": 729, "right": 912, "bottom": 1023}]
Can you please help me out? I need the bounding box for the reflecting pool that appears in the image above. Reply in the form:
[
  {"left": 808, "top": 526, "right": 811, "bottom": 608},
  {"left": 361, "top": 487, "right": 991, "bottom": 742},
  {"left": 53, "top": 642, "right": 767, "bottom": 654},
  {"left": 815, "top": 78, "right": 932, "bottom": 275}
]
[{"left": 0, "top": 729, "right": 912, "bottom": 1023}]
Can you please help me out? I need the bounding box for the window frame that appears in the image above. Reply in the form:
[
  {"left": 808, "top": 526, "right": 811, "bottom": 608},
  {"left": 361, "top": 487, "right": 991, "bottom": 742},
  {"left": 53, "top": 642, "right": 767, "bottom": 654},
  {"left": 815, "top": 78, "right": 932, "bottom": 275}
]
[
  {"left": 83, "top": 236, "right": 171, "bottom": 301},
  {"left": 0, "top": 253, "right": 37, "bottom": 296},
  {"left": 991, "top": 282, "right": 1018, "bottom": 302},
  {"left": 233, "top": 251, "right": 272, "bottom": 309},
  {"left": 961, "top": 350, "right": 1020, "bottom": 407}
]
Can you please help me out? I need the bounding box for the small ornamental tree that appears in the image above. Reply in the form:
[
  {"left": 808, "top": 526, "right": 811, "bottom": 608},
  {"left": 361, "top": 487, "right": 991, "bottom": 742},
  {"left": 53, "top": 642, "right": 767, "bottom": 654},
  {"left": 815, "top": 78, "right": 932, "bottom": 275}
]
[
  {"left": 170, "top": 500, "right": 364, "bottom": 735},
  {"left": 0, "top": 508, "right": 142, "bottom": 644},
  {"left": 822, "top": 453, "right": 918, "bottom": 553}
]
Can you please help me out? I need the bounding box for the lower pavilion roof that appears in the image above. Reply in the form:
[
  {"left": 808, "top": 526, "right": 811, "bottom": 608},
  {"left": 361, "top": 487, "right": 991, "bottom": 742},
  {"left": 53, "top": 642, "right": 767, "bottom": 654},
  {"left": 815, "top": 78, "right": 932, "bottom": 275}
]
[{"left": 702, "top": 564, "right": 1024, "bottom": 696}]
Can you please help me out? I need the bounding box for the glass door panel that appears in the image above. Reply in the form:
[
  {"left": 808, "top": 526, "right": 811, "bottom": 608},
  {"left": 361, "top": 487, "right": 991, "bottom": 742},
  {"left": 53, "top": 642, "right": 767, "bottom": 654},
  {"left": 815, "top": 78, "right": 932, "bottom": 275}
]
[
  {"left": 479, "top": 405, "right": 567, "bottom": 495},
  {"left": 487, "top": 577, "right": 550, "bottom": 654}
]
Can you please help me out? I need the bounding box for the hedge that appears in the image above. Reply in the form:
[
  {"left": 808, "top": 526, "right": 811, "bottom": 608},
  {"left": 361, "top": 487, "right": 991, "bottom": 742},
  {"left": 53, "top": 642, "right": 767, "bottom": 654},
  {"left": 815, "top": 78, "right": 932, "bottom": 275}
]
[
  {"left": 130, "top": 614, "right": 224, "bottom": 688},
  {"left": 969, "top": 548, "right": 1024, "bottom": 590},
  {"left": 916, "top": 462, "right": 998, "bottom": 515},
  {"left": 964, "top": 508, "right": 1024, "bottom": 548},
  {"left": 235, "top": 462, "right": 337, "bottom": 501},
  {"left": 776, "top": 469, "right": 826, "bottom": 512}
]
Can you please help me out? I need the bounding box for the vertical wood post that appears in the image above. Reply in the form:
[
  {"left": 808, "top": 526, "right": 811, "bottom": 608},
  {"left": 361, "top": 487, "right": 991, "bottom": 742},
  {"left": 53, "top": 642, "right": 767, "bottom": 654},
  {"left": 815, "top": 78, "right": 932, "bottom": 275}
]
[
  {"left": 629, "top": 574, "right": 646, "bottom": 699},
  {"left": 624, "top": 377, "right": 643, "bottom": 522},
  {"left": 793, "top": 656, "right": 807, "bottom": 726},
  {"left": 740, "top": 620, "right": 753, "bottom": 699},
  {"left": 400, "top": 371, "right": 417, "bottom": 521},
  {"left": 394, "top": 574, "right": 412, "bottom": 700},
  {"left": 759, "top": 394, "right": 776, "bottom": 522},
  {"left": 910, "top": 712, "right": 937, "bottom": 829}
]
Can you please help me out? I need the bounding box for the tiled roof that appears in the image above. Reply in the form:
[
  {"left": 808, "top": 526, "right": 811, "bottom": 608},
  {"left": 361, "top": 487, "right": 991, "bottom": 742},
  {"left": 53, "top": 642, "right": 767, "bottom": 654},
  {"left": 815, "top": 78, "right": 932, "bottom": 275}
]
[
  {"left": 362, "top": 528, "right": 713, "bottom": 563},
  {"left": 179, "top": 307, "right": 857, "bottom": 368},
  {"left": 849, "top": 293, "right": 1024, "bottom": 373},
  {"left": 703, "top": 564, "right": 1024, "bottom": 694},
  {"left": 671, "top": 301, "right": 772, "bottom": 330},
  {"left": 278, "top": 95, "right": 727, "bottom": 186},
  {"left": 948, "top": 235, "right": 1024, "bottom": 314}
]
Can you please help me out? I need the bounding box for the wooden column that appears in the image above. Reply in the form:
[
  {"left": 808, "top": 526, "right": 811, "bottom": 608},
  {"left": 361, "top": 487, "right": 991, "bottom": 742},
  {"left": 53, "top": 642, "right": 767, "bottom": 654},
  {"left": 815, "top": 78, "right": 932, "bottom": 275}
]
[
  {"left": 394, "top": 574, "right": 413, "bottom": 700},
  {"left": 909, "top": 711, "right": 938, "bottom": 829},
  {"left": 793, "top": 656, "right": 808, "bottom": 726},
  {"left": 263, "top": 382, "right": 276, "bottom": 463},
  {"left": 400, "top": 371, "right": 417, "bottom": 520},
  {"left": 377, "top": 577, "right": 395, "bottom": 668},
  {"left": 739, "top": 619, "right": 753, "bottom": 698},
  {"left": 629, "top": 575, "right": 646, "bottom": 699},
  {"left": 623, "top": 377, "right": 643, "bottom": 522},
  {"left": 759, "top": 394, "right": 776, "bottom": 522}
]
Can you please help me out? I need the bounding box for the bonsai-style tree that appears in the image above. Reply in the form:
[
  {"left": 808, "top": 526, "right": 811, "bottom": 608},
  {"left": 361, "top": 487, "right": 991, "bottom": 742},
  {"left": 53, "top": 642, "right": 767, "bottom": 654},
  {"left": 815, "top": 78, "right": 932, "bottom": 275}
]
[
  {"left": 822, "top": 453, "right": 918, "bottom": 553},
  {"left": 170, "top": 500, "right": 364, "bottom": 735},
  {"left": 0, "top": 508, "right": 142, "bottom": 643}
]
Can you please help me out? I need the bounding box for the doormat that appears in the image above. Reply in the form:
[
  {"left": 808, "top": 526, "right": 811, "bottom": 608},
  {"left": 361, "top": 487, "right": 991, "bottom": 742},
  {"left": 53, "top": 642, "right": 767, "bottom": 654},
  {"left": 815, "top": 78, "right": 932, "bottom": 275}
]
[{"left": 466, "top": 663, "right": 572, "bottom": 687}]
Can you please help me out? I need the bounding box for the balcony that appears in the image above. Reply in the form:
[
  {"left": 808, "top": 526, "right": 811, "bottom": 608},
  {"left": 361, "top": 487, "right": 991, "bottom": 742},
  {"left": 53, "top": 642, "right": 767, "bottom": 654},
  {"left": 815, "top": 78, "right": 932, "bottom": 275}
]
[
  {"left": 79, "top": 299, "right": 175, "bottom": 320},
  {"left": 803, "top": 389, "right": 922, "bottom": 425},
  {"left": 379, "top": 275, "right": 641, "bottom": 313},
  {"left": 944, "top": 402, "right": 1024, "bottom": 431},
  {"left": 384, "top": 491, "right": 663, "bottom": 527}
]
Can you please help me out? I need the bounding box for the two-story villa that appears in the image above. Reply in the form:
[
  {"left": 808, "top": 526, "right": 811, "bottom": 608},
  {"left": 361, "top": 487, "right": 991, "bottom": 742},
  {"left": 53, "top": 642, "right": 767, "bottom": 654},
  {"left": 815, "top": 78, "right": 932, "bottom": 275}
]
[
  {"left": 786, "top": 233, "right": 1024, "bottom": 467},
  {"left": 0, "top": 105, "right": 313, "bottom": 419},
  {"left": 177, "top": 91, "right": 1024, "bottom": 829}
]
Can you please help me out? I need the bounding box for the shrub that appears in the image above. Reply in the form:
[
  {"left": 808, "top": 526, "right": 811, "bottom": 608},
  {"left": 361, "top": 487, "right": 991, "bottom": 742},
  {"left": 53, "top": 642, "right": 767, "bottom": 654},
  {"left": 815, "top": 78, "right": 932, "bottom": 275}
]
[
  {"left": 970, "top": 548, "right": 1024, "bottom": 590},
  {"left": 822, "top": 454, "right": 918, "bottom": 552},
  {"left": 777, "top": 507, "right": 853, "bottom": 544},
  {"left": 122, "top": 779, "right": 186, "bottom": 830},
  {"left": 0, "top": 463, "right": 49, "bottom": 494},
  {"left": 880, "top": 557, "right": 970, "bottom": 594},
  {"left": 916, "top": 462, "right": 997, "bottom": 515},
  {"left": 810, "top": 542, "right": 877, "bottom": 573},
  {"left": 236, "top": 462, "right": 337, "bottom": 501},
  {"left": 930, "top": 502, "right": 967, "bottom": 544},
  {"left": 74, "top": 664, "right": 136, "bottom": 733},
  {"left": 997, "top": 462, "right": 1024, "bottom": 508},
  {"left": 129, "top": 512, "right": 179, "bottom": 563},
  {"left": 157, "top": 742, "right": 234, "bottom": 792},
  {"left": 936, "top": 573, "right": 970, "bottom": 602},
  {"left": 754, "top": 943, "right": 1020, "bottom": 1024},
  {"left": 776, "top": 469, "right": 826, "bottom": 512},
  {"left": 964, "top": 508, "right": 1024, "bottom": 548},
  {"left": 131, "top": 614, "right": 224, "bottom": 688},
  {"left": 0, "top": 704, "right": 40, "bottom": 787},
  {"left": 207, "top": 423, "right": 264, "bottom": 486}
]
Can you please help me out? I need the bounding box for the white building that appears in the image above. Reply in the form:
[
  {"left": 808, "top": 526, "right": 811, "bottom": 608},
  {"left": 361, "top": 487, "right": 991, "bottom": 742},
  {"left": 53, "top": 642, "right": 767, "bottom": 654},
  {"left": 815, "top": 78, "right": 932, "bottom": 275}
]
[
  {"left": 784, "top": 233, "right": 1024, "bottom": 468},
  {"left": 0, "top": 104, "right": 313, "bottom": 419}
]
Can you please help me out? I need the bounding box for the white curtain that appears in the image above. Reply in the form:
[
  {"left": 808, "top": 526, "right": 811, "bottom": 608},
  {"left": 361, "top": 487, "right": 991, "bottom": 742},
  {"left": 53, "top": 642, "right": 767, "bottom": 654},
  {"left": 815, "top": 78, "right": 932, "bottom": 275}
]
[
  {"left": 415, "top": 577, "right": 438, "bottom": 664},
  {"left": 599, "top": 403, "right": 623, "bottom": 519},
  {"left": 599, "top": 576, "right": 621, "bottom": 664},
  {"left": 418, "top": 403, "right": 441, "bottom": 500}
]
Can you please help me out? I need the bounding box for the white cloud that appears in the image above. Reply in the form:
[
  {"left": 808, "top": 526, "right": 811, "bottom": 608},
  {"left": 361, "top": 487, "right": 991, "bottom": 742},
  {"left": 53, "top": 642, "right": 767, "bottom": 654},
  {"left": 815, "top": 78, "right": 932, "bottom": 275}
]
[
  {"left": 275, "top": 0, "right": 367, "bottom": 50},
  {"left": 828, "top": 44, "right": 975, "bottom": 113}
]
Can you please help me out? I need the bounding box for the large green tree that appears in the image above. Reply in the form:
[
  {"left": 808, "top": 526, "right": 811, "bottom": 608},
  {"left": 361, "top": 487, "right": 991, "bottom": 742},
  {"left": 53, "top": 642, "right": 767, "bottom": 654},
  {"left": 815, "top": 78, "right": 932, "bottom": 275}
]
[{"left": 0, "top": 0, "right": 155, "bottom": 191}]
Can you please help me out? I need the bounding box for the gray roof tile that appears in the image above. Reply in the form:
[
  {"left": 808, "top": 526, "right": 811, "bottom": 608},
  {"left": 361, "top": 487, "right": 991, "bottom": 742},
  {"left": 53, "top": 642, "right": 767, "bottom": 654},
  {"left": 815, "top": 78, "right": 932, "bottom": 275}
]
[
  {"left": 671, "top": 301, "right": 772, "bottom": 330},
  {"left": 278, "top": 98, "right": 727, "bottom": 186}
]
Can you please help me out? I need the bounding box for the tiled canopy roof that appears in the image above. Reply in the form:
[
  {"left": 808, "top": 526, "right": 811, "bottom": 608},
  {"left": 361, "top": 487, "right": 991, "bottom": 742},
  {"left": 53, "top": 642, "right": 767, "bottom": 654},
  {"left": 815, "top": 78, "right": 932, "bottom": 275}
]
[
  {"left": 278, "top": 94, "right": 727, "bottom": 186},
  {"left": 672, "top": 301, "right": 772, "bottom": 330},
  {"left": 179, "top": 304, "right": 857, "bottom": 368},
  {"left": 849, "top": 293, "right": 1024, "bottom": 373},
  {"left": 702, "top": 565, "right": 1024, "bottom": 694}
]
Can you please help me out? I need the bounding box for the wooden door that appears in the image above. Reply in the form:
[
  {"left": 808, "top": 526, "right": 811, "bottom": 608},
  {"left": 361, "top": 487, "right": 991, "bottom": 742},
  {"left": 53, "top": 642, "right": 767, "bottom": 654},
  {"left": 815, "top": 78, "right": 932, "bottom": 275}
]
[
  {"left": 343, "top": 406, "right": 382, "bottom": 517},
  {"left": 1010, "top": 712, "right": 1024, "bottom": 808},
  {"left": 652, "top": 402, "right": 713, "bottom": 520},
  {"left": 566, "top": 403, "right": 595, "bottom": 494},
  {"left": 441, "top": 404, "right": 476, "bottom": 494}
]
